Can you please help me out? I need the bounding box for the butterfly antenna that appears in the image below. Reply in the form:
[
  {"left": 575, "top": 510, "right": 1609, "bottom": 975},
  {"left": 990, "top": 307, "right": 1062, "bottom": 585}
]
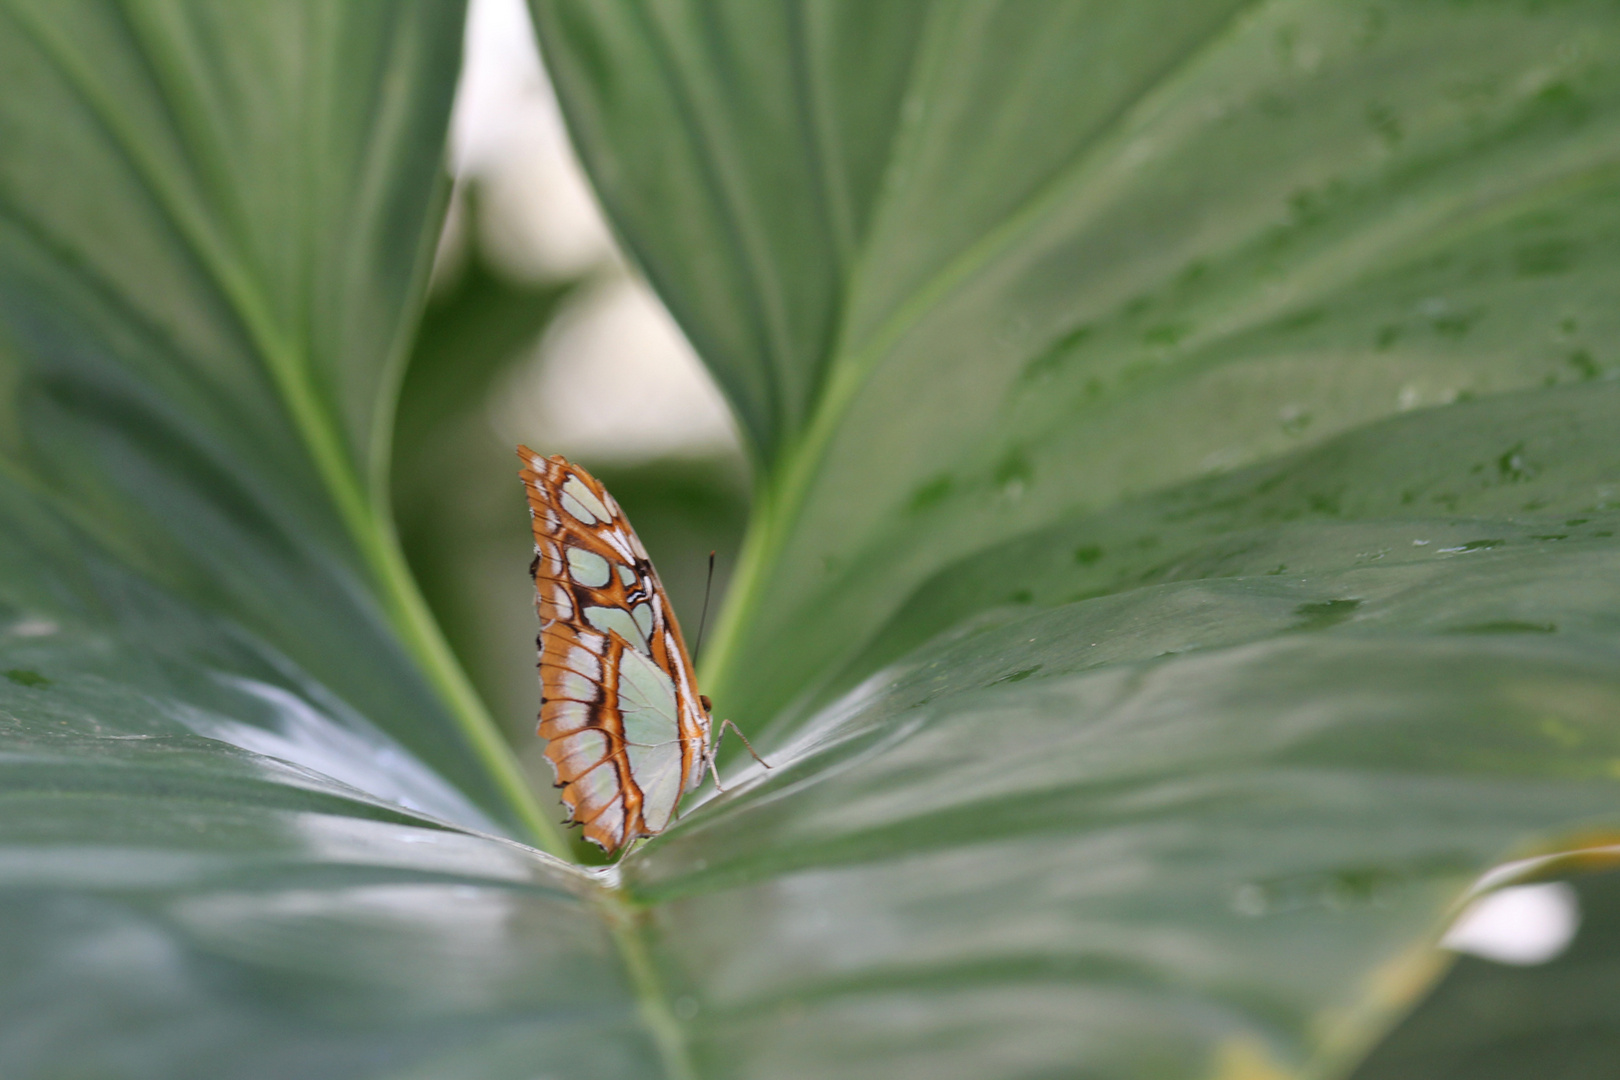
[{"left": 693, "top": 550, "right": 716, "bottom": 662}]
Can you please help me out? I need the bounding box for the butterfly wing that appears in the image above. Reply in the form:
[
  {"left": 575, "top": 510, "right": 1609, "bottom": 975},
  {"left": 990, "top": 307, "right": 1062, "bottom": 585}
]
[{"left": 518, "top": 448, "right": 710, "bottom": 853}]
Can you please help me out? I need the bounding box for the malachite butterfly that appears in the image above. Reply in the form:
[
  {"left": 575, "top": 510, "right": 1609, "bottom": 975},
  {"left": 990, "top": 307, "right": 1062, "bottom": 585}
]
[{"left": 519, "top": 448, "right": 760, "bottom": 854}]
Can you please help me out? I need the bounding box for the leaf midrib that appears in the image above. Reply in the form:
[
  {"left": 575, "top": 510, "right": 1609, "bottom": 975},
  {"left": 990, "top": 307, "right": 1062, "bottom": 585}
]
[
  {"left": 701, "top": 0, "right": 1270, "bottom": 709},
  {"left": 3, "top": 0, "right": 559, "bottom": 854}
]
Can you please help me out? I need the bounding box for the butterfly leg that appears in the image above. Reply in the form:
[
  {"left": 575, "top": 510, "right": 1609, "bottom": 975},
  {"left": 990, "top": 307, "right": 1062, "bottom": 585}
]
[
  {"left": 715, "top": 719, "right": 771, "bottom": 768},
  {"left": 700, "top": 721, "right": 771, "bottom": 794},
  {"left": 613, "top": 835, "right": 647, "bottom": 866}
]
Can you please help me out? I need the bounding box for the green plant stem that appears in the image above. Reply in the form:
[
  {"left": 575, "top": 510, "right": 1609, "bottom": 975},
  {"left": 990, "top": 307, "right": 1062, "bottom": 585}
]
[
  {"left": 243, "top": 298, "right": 563, "bottom": 855},
  {"left": 8, "top": 0, "right": 565, "bottom": 855},
  {"left": 598, "top": 892, "right": 697, "bottom": 1080},
  {"left": 699, "top": 362, "right": 864, "bottom": 704}
]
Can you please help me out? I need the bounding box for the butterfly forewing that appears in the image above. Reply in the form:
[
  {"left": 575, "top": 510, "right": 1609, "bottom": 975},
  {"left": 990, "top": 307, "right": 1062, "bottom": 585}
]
[{"left": 519, "top": 448, "right": 710, "bottom": 853}]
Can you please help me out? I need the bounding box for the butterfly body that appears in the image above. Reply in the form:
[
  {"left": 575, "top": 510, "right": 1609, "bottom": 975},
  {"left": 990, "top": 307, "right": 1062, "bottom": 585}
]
[{"left": 519, "top": 449, "right": 711, "bottom": 853}]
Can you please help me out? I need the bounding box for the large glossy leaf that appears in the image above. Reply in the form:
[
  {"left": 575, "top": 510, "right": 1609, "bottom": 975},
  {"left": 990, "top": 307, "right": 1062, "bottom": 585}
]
[
  {"left": 6, "top": 409, "right": 1620, "bottom": 1079},
  {"left": 0, "top": 0, "right": 544, "bottom": 837},
  {"left": 0, "top": 461, "right": 657, "bottom": 1076},
  {"left": 534, "top": 0, "right": 1620, "bottom": 727},
  {"left": 524, "top": 1, "right": 1620, "bottom": 1076},
  {"left": 610, "top": 385, "right": 1620, "bottom": 1078}
]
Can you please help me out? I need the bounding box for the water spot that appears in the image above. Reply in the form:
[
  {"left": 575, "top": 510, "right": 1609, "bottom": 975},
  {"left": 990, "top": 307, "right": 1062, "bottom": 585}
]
[
  {"left": 1365, "top": 102, "right": 1402, "bottom": 145},
  {"left": 1020, "top": 324, "right": 1092, "bottom": 383},
  {"left": 1567, "top": 349, "right": 1599, "bottom": 379},
  {"left": 1451, "top": 621, "right": 1557, "bottom": 635},
  {"left": 1008, "top": 589, "right": 1034, "bottom": 605},
  {"left": 995, "top": 449, "right": 1033, "bottom": 501},
  {"left": 1293, "top": 599, "right": 1361, "bottom": 630},
  {"left": 1356, "top": 6, "right": 1387, "bottom": 48},
  {"left": 1515, "top": 239, "right": 1579, "bottom": 277},
  {"left": 5, "top": 669, "right": 48, "bottom": 688},
  {"left": 1495, "top": 442, "right": 1537, "bottom": 482},
  {"left": 1277, "top": 308, "right": 1326, "bottom": 333},
  {"left": 1534, "top": 81, "right": 1589, "bottom": 125},
  {"left": 1437, "top": 539, "right": 1503, "bottom": 553},
  {"left": 1143, "top": 321, "right": 1192, "bottom": 347},
  {"left": 1306, "top": 491, "right": 1342, "bottom": 516},
  {"left": 1176, "top": 260, "right": 1208, "bottom": 286},
  {"left": 1560, "top": 317, "right": 1579, "bottom": 335},
  {"left": 1432, "top": 308, "right": 1482, "bottom": 338},
  {"left": 909, "top": 474, "right": 952, "bottom": 513},
  {"left": 993, "top": 665, "right": 1042, "bottom": 685},
  {"left": 1326, "top": 867, "right": 1402, "bottom": 909},
  {"left": 1073, "top": 545, "right": 1103, "bottom": 566},
  {"left": 1237, "top": 865, "right": 1403, "bottom": 917}
]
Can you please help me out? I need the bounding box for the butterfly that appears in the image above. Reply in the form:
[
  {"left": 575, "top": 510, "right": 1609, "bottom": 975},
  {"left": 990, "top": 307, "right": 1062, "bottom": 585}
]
[{"left": 518, "top": 448, "right": 763, "bottom": 854}]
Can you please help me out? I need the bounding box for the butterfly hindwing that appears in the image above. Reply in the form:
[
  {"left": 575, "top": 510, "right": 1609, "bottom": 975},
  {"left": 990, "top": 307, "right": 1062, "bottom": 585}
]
[{"left": 519, "top": 449, "right": 710, "bottom": 853}]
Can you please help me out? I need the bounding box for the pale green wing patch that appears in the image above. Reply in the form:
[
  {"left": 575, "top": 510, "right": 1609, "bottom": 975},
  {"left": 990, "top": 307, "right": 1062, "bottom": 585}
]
[
  {"left": 617, "top": 646, "right": 686, "bottom": 832},
  {"left": 631, "top": 745, "right": 686, "bottom": 834},
  {"left": 585, "top": 607, "right": 648, "bottom": 652},
  {"left": 617, "top": 647, "right": 680, "bottom": 746},
  {"left": 567, "top": 547, "right": 612, "bottom": 588},
  {"left": 563, "top": 476, "right": 613, "bottom": 524}
]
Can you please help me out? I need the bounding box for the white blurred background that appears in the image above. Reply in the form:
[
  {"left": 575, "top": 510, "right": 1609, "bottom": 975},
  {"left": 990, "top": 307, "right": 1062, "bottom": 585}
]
[
  {"left": 440, "top": 0, "right": 740, "bottom": 465},
  {"left": 394, "top": 0, "right": 750, "bottom": 832}
]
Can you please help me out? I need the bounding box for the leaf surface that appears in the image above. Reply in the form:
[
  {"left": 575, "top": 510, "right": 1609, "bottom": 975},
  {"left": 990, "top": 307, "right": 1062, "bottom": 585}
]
[
  {"left": 535, "top": 0, "right": 1620, "bottom": 727},
  {"left": 528, "top": 1, "right": 1620, "bottom": 1075},
  {"left": 0, "top": 0, "right": 542, "bottom": 836}
]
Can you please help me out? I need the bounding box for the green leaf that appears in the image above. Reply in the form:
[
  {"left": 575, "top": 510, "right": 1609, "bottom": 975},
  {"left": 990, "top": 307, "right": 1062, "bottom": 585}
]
[
  {"left": 534, "top": 0, "right": 1620, "bottom": 729},
  {"left": 526, "top": 2, "right": 1620, "bottom": 1075},
  {"left": 609, "top": 385, "right": 1620, "bottom": 1077},
  {"left": 0, "top": 0, "right": 549, "bottom": 842},
  {"left": 0, "top": 465, "right": 662, "bottom": 1075}
]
